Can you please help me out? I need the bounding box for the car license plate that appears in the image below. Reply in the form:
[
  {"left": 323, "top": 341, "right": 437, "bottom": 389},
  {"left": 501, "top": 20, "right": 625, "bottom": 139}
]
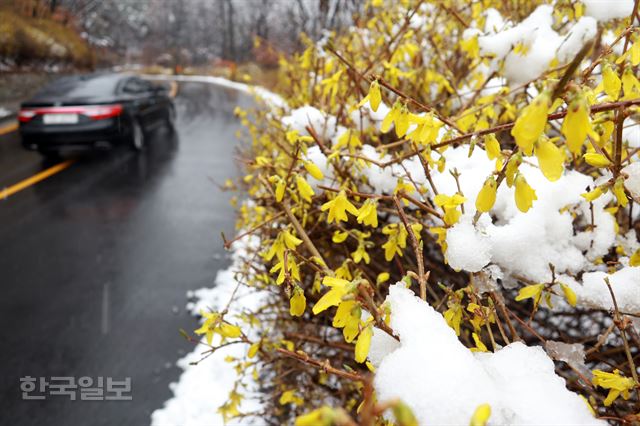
[{"left": 43, "top": 113, "right": 79, "bottom": 124}]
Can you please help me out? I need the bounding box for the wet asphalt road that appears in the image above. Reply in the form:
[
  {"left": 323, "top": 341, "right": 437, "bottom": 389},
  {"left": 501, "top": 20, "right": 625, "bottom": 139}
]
[{"left": 0, "top": 81, "right": 251, "bottom": 426}]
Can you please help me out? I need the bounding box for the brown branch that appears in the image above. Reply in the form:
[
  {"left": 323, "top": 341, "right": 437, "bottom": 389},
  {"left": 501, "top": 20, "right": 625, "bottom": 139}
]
[
  {"left": 393, "top": 195, "right": 428, "bottom": 300},
  {"left": 276, "top": 348, "right": 365, "bottom": 382}
]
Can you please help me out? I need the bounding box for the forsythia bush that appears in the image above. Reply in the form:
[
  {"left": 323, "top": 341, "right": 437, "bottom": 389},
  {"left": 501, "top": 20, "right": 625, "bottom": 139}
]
[{"left": 196, "top": 0, "right": 640, "bottom": 424}]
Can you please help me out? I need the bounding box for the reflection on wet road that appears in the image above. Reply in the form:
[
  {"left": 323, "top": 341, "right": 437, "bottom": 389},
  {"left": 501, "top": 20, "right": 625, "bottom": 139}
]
[{"left": 0, "top": 82, "right": 252, "bottom": 425}]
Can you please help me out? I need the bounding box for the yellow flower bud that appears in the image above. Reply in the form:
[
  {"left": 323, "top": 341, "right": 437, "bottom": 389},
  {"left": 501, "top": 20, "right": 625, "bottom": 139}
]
[
  {"left": 583, "top": 152, "right": 611, "bottom": 168},
  {"left": 304, "top": 161, "right": 324, "bottom": 180},
  {"left": 484, "top": 134, "right": 501, "bottom": 160},
  {"left": 581, "top": 186, "right": 604, "bottom": 202},
  {"left": 514, "top": 174, "right": 537, "bottom": 213},
  {"left": 511, "top": 92, "right": 549, "bottom": 156},
  {"left": 354, "top": 324, "right": 372, "bottom": 363},
  {"left": 369, "top": 80, "right": 381, "bottom": 112},
  {"left": 289, "top": 287, "right": 306, "bottom": 317},
  {"left": 296, "top": 176, "right": 315, "bottom": 202},
  {"left": 535, "top": 138, "right": 564, "bottom": 181},
  {"left": 560, "top": 283, "right": 577, "bottom": 307},
  {"left": 561, "top": 96, "right": 591, "bottom": 154},
  {"left": 475, "top": 177, "right": 497, "bottom": 213},
  {"left": 613, "top": 178, "right": 628, "bottom": 207},
  {"left": 602, "top": 64, "right": 621, "bottom": 100},
  {"left": 470, "top": 403, "right": 492, "bottom": 426}
]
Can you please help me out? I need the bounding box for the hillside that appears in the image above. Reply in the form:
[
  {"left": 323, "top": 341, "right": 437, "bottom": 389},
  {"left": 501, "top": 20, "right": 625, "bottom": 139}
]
[{"left": 0, "top": 2, "right": 93, "bottom": 69}]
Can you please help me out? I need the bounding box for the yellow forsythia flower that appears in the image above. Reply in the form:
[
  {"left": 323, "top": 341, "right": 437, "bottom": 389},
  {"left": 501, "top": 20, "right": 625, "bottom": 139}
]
[
  {"left": 332, "top": 230, "right": 349, "bottom": 243},
  {"left": 535, "top": 138, "right": 564, "bottom": 181},
  {"left": 295, "top": 407, "right": 345, "bottom": 426},
  {"left": 279, "top": 390, "right": 304, "bottom": 405},
  {"left": 484, "top": 134, "right": 501, "bottom": 160},
  {"left": 377, "top": 272, "right": 390, "bottom": 283},
  {"left": 435, "top": 193, "right": 467, "bottom": 225},
  {"left": 321, "top": 190, "right": 358, "bottom": 223},
  {"left": 504, "top": 157, "right": 520, "bottom": 188},
  {"left": 470, "top": 332, "right": 488, "bottom": 352},
  {"left": 356, "top": 198, "right": 379, "bottom": 227},
  {"left": 392, "top": 402, "right": 419, "bottom": 426},
  {"left": 304, "top": 161, "right": 324, "bottom": 180},
  {"left": 312, "top": 277, "right": 350, "bottom": 314},
  {"left": 559, "top": 283, "right": 577, "bottom": 307},
  {"left": 475, "top": 177, "right": 497, "bottom": 213},
  {"left": 296, "top": 176, "right": 315, "bottom": 202},
  {"left": 583, "top": 152, "right": 611, "bottom": 168},
  {"left": 248, "top": 342, "right": 260, "bottom": 358},
  {"left": 561, "top": 96, "right": 593, "bottom": 154},
  {"left": 592, "top": 369, "right": 638, "bottom": 406},
  {"left": 275, "top": 178, "right": 286, "bottom": 202},
  {"left": 602, "top": 64, "right": 621, "bottom": 100},
  {"left": 444, "top": 304, "right": 463, "bottom": 336},
  {"left": 582, "top": 186, "right": 604, "bottom": 202},
  {"left": 470, "top": 403, "right": 492, "bottom": 426},
  {"left": 515, "top": 283, "right": 545, "bottom": 304},
  {"left": 219, "top": 322, "right": 242, "bottom": 338},
  {"left": 511, "top": 92, "right": 550, "bottom": 156},
  {"left": 514, "top": 174, "right": 537, "bottom": 213},
  {"left": 621, "top": 67, "right": 640, "bottom": 100},
  {"left": 629, "top": 249, "right": 640, "bottom": 266},
  {"left": 369, "top": 80, "right": 382, "bottom": 112},
  {"left": 283, "top": 230, "right": 303, "bottom": 249},
  {"left": 355, "top": 324, "right": 373, "bottom": 363},
  {"left": 289, "top": 287, "right": 306, "bottom": 317},
  {"left": 381, "top": 102, "right": 399, "bottom": 133},
  {"left": 613, "top": 178, "right": 628, "bottom": 207}
]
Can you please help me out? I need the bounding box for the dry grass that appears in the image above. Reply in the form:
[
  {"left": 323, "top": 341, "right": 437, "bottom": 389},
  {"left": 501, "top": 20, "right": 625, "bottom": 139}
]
[{"left": 0, "top": 7, "right": 93, "bottom": 68}]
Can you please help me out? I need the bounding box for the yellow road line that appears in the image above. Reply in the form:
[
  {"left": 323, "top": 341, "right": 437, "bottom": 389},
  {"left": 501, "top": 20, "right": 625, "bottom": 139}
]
[
  {"left": 0, "top": 159, "right": 74, "bottom": 200},
  {"left": 0, "top": 121, "right": 18, "bottom": 136}
]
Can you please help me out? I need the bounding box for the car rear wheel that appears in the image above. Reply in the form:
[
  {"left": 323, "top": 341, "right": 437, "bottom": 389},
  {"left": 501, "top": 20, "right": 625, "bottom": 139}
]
[
  {"left": 38, "top": 149, "right": 61, "bottom": 161},
  {"left": 129, "top": 119, "right": 145, "bottom": 151}
]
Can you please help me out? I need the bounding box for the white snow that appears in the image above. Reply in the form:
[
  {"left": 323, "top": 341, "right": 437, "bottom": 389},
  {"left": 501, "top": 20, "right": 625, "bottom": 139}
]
[
  {"left": 473, "top": 6, "right": 597, "bottom": 84},
  {"left": 282, "top": 105, "right": 338, "bottom": 140},
  {"left": 445, "top": 218, "right": 492, "bottom": 272},
  {"left": 151, "top": 236, "right": 266, "bottom": 426},
  {"left": 0, "top": 107, "right": 11, "bottom": 119},
  {"left": 562, "top": 267, "right": 640, "bottom": 314},
  {"left": 583, "top": 0, "right": 634, "bottom": 21},
  {"left": 623, "top": 161, "right": 640, "bottom": 200},
  {"left": 359, "top": 143, "right": 615, "bottom": 284},
  {"left": 372, "top": 284, "right": 604, "bottom": 425}
]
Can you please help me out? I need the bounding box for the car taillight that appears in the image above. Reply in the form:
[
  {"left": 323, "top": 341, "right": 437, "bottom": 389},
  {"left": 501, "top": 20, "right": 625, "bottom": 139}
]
[
  {"left": 18, "top": 110, "right": 37, "bottom": 122},
  {"left": 82, "top": 104, "right": 123, "bottom": 120},
  {"left": 18, "top": 105, "right": 123, "bottom": 122}
]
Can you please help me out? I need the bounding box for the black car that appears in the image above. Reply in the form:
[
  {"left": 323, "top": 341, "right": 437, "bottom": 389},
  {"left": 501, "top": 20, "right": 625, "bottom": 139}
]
[{"left": 19, "top": 73, "right": 175, "bottom": 158}]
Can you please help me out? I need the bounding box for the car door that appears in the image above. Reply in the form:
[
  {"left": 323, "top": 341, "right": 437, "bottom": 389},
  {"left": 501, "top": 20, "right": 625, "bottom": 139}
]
[
  {"left": 123, "top": 78, "right": 154, "bottom": 128},
  {"left": 137, "top": 79, "right": 165, "bottom": 127}
]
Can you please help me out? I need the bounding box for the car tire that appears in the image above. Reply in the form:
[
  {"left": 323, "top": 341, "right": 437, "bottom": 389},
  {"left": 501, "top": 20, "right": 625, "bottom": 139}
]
[
  {"left": 129, "top": 119, "right": 145, "bottom": 151},
  {"left": 38, "top": 150, "right": 61, "bottom": 161}
]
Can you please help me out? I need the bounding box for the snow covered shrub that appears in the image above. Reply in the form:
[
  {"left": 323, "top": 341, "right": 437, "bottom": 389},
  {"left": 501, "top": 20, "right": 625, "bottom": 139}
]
[{"left": 194, "top": 0, "right": 640, "bottom": 424}]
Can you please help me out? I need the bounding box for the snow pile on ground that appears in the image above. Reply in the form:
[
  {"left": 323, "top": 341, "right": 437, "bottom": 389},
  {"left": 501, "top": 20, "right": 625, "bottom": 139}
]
[
  {"left": 372, "top": 284, "right": 603, "bottom": 425},
  {"left": 582, "top": 0, "right": 634, "bottom": 21},
  {"left": 466, "top": 5, "right": 597, "bottom": 84},
  {"left": 150, "top": 235, "right": 266, "bottom": 426},
  {"left": 142, "top": 74, "right": 286, "bottom": 109}
]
